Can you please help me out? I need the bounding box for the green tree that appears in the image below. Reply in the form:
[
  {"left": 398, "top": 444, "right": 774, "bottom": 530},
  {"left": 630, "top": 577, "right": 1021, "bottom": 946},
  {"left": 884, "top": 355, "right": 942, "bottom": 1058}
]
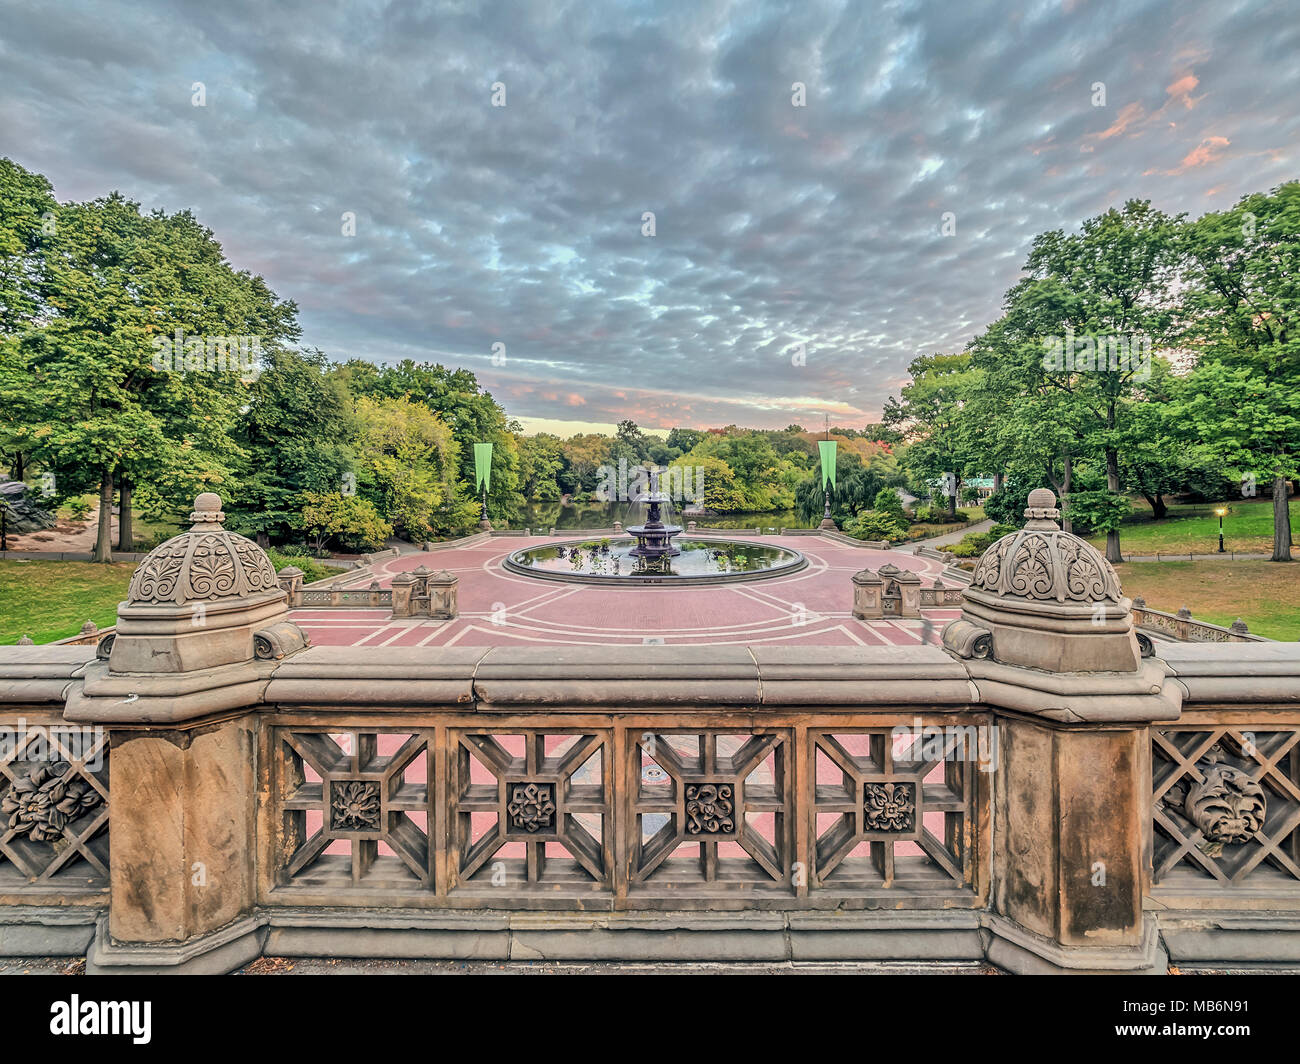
[
  {"left": 1178, "top": 182, "right": 1300, "bottom": 559},
  {"left": 884, "top": 353, "right": 979, "bottom": 518},
  {"left": 300, "top": 491, "right": 392, "bottom": 553}
]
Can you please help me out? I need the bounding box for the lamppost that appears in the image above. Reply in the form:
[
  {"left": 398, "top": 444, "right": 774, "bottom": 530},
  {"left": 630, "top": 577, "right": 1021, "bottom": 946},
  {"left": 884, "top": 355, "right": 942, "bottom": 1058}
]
[
  {"left": 818, "top": 424, "right": 838, "bottom": 531},
  {"left": 1215, "top": 506, "right": 1227, "bottom": 553},
  {"left": 474, "top": 442, "right": 494, "bottom": 531}
]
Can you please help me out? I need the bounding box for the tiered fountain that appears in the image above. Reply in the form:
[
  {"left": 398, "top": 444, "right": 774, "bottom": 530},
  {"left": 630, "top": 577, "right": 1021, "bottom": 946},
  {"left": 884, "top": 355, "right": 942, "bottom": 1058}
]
[
  {"left": 626, "top": 470, "right": 682, "bottom": 566},
  {"left": 504, "top": 465, "right": 807, "bottom": 586}
]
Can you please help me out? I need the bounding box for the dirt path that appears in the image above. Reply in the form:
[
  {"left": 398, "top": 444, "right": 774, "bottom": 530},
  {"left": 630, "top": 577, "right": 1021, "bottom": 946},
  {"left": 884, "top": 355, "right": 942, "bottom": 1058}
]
[{"left": 3, "top": 505, "right": 113, "bottom": 552}]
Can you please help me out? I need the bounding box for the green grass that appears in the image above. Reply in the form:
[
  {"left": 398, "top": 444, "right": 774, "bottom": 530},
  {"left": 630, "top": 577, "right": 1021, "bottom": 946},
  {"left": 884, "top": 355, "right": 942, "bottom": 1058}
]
[
  {"left": 1085, "top": 498, "right": 1298, "bottom": 556},
  {"left": 0, "top": 560, "right": 134, "bottom": 645},
  {"left": 1116, "top": 560, "right": 1300, "bottom": 641}
]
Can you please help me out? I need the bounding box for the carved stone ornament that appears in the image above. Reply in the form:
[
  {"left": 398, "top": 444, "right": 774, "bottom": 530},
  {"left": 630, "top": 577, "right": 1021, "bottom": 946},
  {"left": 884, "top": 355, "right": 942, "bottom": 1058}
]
[
  {"left": 864, "top": 782, "right": 915, "bottom": 832},
  {"left": 684, "top": 783, "right": 735, "bottom": 835},
  {"left": 1184, "top": 765, "right": 1265, "bottom": 845},
  {"left": 331, "top": 780, "right": 381, "bottom": 831},
  {"left": 507, "top": 782, "right": 556, "bottom": 833},
  {"left": 969, "top": 488, "right": 1123, "bottom": 604},
  {"left": 127, "top": 492, "right": 282, "bottom": 606},
  {"left": 2, "top": 763, "right": 102, "bottom": 843}
]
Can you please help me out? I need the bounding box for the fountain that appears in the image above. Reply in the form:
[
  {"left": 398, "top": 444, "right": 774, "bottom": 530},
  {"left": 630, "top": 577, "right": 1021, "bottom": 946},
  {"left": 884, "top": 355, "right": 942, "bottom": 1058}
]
[
  {"left": 503, "top": 465, "right": 808, "bottom": 586},
  {"left": 626, "top": 469, "right": 682, "bottom": 563}
]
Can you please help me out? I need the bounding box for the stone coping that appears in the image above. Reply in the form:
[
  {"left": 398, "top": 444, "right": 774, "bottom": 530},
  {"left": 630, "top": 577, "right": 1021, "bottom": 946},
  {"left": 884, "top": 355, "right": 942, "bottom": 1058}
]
[{"left": 3, "top": 641, "right": 1298, "bottom": 719}]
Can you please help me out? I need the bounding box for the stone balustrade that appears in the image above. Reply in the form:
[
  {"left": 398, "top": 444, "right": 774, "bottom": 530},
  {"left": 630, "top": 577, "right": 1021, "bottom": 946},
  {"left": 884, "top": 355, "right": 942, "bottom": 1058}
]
[{"left": 0, "top": 488, "right": 1296, "bottom": 974}]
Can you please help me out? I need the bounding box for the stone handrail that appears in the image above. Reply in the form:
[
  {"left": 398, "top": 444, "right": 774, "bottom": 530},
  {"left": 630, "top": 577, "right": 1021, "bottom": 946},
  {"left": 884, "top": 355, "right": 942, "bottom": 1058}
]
[{"left": 1131, "top": 601, "right": 1268, "bottom": 642}]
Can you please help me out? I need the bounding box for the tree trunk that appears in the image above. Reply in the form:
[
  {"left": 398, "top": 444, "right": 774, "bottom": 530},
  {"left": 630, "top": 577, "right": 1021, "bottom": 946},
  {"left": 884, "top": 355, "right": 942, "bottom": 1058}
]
[
  {"left": 10, "top": 452, "right": 23, "bottom": 481},
  {"left": 1105, "top": 447, "right": 1122, "bottom": 563},
  {"left": 94, "top": 469, "right": 114, "bottom": 564},
  {"left": 1139, "top": 491, "right": 1168, "bottom": 521},
  {"left": 1061, "top": 456, "right": 1073, "bottom": 534},
  {"left": 947, "top": 473, "right": 958, "bottom": 518},
  {"left": 993, "top": 472, "right": 1004, "bottom": 493},
  {"left": 256, "top": 531, "right": 270, "bottom": 549},
  {"left": 1272, "top": 475, "right": 1293, "bottom": 562},
  {"left": 116, "top": 477, "right": 133, "bottom": 552}
]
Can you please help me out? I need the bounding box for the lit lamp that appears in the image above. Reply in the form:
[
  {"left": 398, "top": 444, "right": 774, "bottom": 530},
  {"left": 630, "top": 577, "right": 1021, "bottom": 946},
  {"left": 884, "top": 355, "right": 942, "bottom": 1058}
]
[
  {"left": 474, "top": 442, "right": 493, "bottom": 531},
  {"left": 1215, "top": 506, "right": 1227, "bottom": 553}
]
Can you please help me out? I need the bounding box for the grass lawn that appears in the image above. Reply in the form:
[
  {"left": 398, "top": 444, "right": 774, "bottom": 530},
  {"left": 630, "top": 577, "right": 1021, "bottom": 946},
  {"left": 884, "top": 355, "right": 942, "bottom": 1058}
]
[
  {"left": 1085, "top": 498, "right": 1299, "bottom": 556},
  {"left": 0, "top": 560, "right": 134, "bottom": 645},
  {"left": 1115, "top": 560, "right": 1300, "bottom": 641},
  {"left": 908, "top": 505, "right": 986, "bottom": 539}
]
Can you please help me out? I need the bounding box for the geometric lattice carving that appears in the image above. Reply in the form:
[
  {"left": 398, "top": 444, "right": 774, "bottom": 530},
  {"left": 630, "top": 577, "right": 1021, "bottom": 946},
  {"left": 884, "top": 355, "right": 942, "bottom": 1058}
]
[
  {"left": 812, "top": 728, "right": 978, "bottom": 891},
  {"left": 1153, "top": 726, "right": 1300, "bottom": 885},
  {"left": 279, "top": 730, "right": 430, "bottom": 888},
  {"left": 633, "top": 732, "right": 788, "bottom": 887},
  {"left": 0, "top": 722, "right": 109, "bottom": 887},
  {"left": 451, "top": 732, "right": 609, "bottom": 889}
]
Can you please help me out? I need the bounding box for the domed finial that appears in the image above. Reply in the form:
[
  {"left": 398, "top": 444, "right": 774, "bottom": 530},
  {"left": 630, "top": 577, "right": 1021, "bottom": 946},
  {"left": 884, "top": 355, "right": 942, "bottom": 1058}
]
[
  {"left": 189, "top": 492, "right": 226, "bottom": 531},
  {"left": 1024, "top": 487, "right": 1060, "bottom": 530}
]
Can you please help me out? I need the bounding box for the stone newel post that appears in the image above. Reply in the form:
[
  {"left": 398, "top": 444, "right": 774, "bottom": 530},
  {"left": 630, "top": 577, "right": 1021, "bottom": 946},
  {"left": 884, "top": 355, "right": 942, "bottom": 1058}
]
[
  {"left": 942, "top": 488, "right": 1182, "bottom": 974},
  {"left": 64, "top": 493, "right": 309, "bottom": 974}
]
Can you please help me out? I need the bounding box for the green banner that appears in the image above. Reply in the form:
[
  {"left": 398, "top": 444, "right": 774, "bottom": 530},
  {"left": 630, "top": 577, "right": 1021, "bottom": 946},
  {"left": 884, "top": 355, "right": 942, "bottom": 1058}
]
[
  {"left": 474, "top": 442, "right": 493, "bottom": 493},
  {"left": 818, "top": 440, "right": 837, "bottom": 490}
]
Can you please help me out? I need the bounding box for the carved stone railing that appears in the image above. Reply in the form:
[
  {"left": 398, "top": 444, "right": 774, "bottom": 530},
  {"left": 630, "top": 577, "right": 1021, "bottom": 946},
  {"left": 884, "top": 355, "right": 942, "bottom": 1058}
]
[
  {"left": 3, "top": 487, "right": 1299, "bottom": 974},
  {"left": 297, "top": 585, "right": 393, "bottom": 609},
  {"left": 1132, "top": 601, "right": 1268, "bottom": 643},
  {"left": 261, "top": 709, "right": 989, "bottom": 909}
]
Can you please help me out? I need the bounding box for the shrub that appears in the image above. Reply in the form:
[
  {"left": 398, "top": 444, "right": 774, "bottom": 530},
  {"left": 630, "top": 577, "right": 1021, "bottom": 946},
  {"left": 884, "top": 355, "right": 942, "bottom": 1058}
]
[
  {"left": 947, "top": 541, "right": 983, "bottom": 558},
  {"left": 989, "top": 523, "right": 1018, "bottom": 539},
  {"left": 844, "top": 509, "right": 908, "bottom": 542}
]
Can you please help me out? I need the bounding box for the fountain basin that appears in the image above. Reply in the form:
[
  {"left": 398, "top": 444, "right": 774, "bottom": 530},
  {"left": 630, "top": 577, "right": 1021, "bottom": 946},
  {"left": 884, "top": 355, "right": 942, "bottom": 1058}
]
[{"left": 504, "top": 536, "right": 807, "bottom": 586}]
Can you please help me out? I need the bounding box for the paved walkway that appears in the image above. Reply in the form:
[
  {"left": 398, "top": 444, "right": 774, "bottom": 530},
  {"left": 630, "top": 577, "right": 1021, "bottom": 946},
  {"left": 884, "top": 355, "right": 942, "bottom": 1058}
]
[
  {"left": 289, "top": 534, "right": 959, "bottom": 648},
  {"left": 896, "top": 519, "right": 992, "bottom": 553}
]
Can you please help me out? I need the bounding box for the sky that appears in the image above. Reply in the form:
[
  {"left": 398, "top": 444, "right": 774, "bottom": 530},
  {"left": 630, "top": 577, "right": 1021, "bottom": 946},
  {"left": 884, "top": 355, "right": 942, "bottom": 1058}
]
[{"left": 2, "top": 0, "right": 1296, "bottom": 435}]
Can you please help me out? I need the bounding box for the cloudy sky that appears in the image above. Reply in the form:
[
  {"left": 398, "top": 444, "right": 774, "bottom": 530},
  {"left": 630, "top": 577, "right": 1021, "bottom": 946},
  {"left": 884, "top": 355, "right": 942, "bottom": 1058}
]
[{"left": 3, "top": 0, "right": 1296, "bottom": 434}]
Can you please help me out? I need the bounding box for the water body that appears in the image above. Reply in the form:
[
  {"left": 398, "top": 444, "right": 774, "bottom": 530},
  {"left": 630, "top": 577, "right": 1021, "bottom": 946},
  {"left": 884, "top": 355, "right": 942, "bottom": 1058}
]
[{"left": 521, "top": 501, "right": 808, "bottom": 531}]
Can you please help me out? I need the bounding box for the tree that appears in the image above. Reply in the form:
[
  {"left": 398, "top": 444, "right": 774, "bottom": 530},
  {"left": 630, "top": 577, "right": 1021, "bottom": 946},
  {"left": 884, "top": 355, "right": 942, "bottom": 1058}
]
[
  {"left": 1173, "top": 362, "right": 1300, "bottom": 560},
  {"left": 1, "top": 186, "right": 298, "bottom": 560},
  {"left": 351, "top": 395, "right": 466, "bottom": 539},
  {"left": 884, "top": 353, "right": 979, "bottom": 518},
  {"left": 227, "top": 348, "right": 353, "bottom": 544},
  {"left": 1179, "top": 183, "right": 1300, "bottom": 560},
  {"left": 996, "top": 201, "right": 1183, "bottom": 560},
  {"left": 0, "top": 159, "right": 56, "bottom": 482},
  {"left": 300, "top": 491, "right": 392, "bottom": 553}
]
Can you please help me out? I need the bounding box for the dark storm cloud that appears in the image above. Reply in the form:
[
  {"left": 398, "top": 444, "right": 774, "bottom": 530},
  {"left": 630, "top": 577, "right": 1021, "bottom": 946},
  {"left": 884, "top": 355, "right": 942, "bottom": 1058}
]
[{"left": 3, "top": 0, "right": 1296, "bottom": 429}]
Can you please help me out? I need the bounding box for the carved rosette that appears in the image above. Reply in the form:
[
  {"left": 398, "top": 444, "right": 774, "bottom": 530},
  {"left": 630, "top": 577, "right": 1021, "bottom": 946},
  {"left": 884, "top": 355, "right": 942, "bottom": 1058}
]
[
  {"left": 864, "top": 782, "right": 915, "bottom": 832},
  {"left": 507, "top": 782, "right": 557, "bottom": 833},
  {"left": 330, "top": 780, "right": 381, "bottom": 831},
  {"left": 126, "top": 494, "right": 282, "bottom": 606},
  {"left": 684, "top": 783, "right": 735, "bottom": 835}
]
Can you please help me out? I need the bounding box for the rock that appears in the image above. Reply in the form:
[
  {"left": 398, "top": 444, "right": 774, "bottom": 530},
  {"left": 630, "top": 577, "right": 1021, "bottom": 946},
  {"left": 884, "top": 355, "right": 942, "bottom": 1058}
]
[{"left": 0, "top": 476, "right": 57, "bottom": 533}]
